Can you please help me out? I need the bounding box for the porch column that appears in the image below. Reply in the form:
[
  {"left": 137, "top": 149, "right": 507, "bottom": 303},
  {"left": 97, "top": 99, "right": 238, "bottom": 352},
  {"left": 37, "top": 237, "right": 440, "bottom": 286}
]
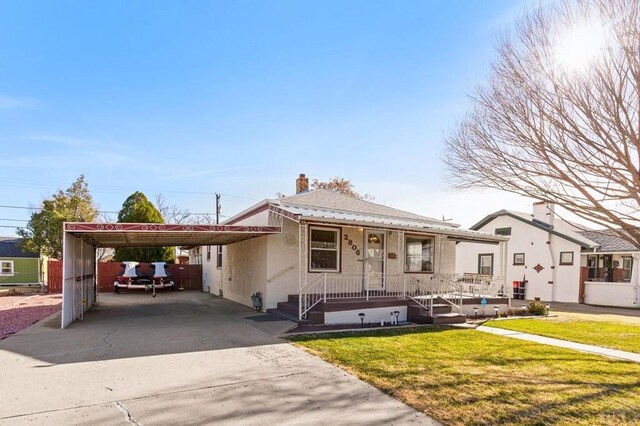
[
  {"left": 631, "top": 253, "right": 640, "bottom": 305},
  {"left": 298, "top": 223, "right": 307, "bottom": 320}
]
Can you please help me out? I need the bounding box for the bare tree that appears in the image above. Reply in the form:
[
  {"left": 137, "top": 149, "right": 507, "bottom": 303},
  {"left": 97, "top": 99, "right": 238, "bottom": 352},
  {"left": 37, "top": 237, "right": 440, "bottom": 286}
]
[
  {"left": 154, "top": 194, "right": 217, "bottom": 224},
  {"left": 311, "top": 177, "right": 375, "bottom": 201},
  {"left": 444, "top": 0, "right": 640, "bottom": 247},
  {"left": 155, "top": 194, "right": 193, "bottom": 224}
]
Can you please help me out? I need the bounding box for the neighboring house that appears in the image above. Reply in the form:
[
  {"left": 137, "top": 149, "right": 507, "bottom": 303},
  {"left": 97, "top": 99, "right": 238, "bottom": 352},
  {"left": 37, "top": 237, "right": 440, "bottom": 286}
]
[
  {"left": 202, "top": 174, "right": 508, "bottom": 325},
  {"left": 456, "top": 202, "right": 640, "bottom": 308},
  {"left": 577, "top": 229, "right": 640, "bottom": 308},
  {"left": 0, "top": 238, "right": 44, "bottom": 286}
]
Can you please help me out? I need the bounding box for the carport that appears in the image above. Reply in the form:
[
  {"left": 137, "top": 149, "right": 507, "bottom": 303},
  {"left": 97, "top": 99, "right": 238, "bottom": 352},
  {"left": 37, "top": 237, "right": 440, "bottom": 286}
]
[{"left": 61, "top": 222, "right": 281, "bottom": 328}]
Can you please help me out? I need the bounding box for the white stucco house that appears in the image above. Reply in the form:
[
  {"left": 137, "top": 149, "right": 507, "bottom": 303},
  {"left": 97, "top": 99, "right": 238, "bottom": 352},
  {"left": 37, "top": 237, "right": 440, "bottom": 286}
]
[
  {"left": 199, "top": 174, "right": 509, "bottom": 325},
  {"left": 456, "top": 201, "right": 640, "bottom": 308}
]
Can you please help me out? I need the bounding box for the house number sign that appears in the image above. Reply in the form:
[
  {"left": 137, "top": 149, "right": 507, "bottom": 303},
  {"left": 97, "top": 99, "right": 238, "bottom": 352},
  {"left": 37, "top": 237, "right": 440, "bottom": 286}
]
[{"left": 343, "top": 234, "right": 361, "bottom": 256}]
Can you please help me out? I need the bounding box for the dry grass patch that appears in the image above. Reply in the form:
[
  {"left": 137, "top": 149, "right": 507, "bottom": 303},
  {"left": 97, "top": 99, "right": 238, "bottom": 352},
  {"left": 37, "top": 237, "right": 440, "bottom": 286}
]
[{"left": 290, "top": 327, "right": 640, "bottom": 426}]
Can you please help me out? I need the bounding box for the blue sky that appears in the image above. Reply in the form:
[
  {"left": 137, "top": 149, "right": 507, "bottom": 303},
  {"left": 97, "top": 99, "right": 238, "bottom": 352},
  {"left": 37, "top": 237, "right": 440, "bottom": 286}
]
[{"left": 0, "top": 0, "right": 540, "bottom": 235}]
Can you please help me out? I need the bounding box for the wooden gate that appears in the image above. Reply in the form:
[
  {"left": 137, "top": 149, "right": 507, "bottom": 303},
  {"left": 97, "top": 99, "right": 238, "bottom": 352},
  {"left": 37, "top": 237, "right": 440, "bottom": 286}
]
[{"left": 47, "top": 260, "right": 63, "bottom": 293}]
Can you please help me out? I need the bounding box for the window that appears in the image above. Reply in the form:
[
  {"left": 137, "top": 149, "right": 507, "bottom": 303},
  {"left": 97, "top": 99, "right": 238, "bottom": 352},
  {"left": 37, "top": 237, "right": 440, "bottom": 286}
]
[
  {"left": 559, "top": 251, "right": 574, "bottom": 265},
  {"left": 587, "top": 255, "right": 599, "bottom": 279},
  {"left": 216, "top": 246, "right": 223, "bottom": 269},
  {"left": 309, "top": 227, "right": 340, "bottom": 272},
  {"left": 513, "top": 253, "right": 525, "bottom": 265},
  {"left": 478, "top": 254, "right": 494, "bottom": 275},
  {"left": 0, "top": 260, "right": 14, "bottom": 276},
  {"left": 206, "top": 246, "right": 211, "bottom": 262},
  {"left": 405, "top": 236, "right": 434, "bottom": 273},
  {"left": 495, "top": 227, "right": 512, "bottom": 236},
  {"left": 623, "top": 256, "right": 633, "bottom": 281}
]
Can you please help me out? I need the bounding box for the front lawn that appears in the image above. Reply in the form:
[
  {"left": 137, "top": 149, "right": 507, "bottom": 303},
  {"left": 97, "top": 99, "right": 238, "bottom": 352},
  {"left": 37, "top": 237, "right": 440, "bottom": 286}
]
[
  {"left": 291, "top": 327, "right": 640, "bottom": 426},
  {"left": 485, "top": 317, "right": 640, "bottom": 354}
]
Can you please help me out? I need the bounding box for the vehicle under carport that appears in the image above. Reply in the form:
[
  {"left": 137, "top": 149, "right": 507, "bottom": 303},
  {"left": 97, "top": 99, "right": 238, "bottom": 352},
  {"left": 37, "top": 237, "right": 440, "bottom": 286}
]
[{"left": 61, "top": 222, "right": 281, "bottom": 328}]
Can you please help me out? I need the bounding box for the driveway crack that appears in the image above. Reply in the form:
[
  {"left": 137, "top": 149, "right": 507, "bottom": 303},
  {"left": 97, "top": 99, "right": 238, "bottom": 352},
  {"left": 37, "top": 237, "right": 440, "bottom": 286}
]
[{"left": 114, "top": 401, "right": 141, "bottom": 425}]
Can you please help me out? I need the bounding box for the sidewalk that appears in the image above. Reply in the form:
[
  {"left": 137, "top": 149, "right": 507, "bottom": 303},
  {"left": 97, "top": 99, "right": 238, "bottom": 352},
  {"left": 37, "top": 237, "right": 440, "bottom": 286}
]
[{"left": 475, "top": 325, "right": 640, "bottom": 363}]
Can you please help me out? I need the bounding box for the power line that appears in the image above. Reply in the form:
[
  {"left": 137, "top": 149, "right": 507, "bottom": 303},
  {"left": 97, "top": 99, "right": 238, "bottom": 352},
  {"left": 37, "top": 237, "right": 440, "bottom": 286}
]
[
  {"left": 0, "top": 218, "right": 28, "bottom": 222},
  {"left": 0, "top": 205, "right": 40, "bottom": 210}
]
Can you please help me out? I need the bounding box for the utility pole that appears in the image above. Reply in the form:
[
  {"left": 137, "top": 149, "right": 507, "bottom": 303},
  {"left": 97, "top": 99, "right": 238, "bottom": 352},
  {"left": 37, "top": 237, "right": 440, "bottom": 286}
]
[{"left": 215, "top": 193, "right": 221, "bottom": 225}]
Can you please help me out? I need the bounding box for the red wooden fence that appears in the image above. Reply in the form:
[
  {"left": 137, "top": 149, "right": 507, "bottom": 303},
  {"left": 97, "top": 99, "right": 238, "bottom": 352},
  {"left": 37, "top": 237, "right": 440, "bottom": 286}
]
[
  {"left": 47, "top": 261, "right": 202, "bottom": 293},
  {"left": 47, "top": 260, "right": 63, "bottom": 293}
]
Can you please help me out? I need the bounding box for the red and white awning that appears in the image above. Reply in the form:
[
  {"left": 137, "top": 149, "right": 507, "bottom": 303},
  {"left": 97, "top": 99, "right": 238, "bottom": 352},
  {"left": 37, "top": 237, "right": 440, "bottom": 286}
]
[{"left": 64, "top": 222, "right": 282, "bottom": 248}]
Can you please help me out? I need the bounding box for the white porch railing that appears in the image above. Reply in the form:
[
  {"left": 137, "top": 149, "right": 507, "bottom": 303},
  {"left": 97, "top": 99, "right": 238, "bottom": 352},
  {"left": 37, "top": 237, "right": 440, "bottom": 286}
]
[{"left": 298, "top": 273, "right": 508, "bottom": 320}]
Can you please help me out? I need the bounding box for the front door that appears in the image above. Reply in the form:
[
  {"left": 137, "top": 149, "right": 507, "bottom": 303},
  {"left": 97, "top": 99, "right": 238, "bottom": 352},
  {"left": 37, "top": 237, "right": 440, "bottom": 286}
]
[{"left": 365, "top": 231, "right": 385, "bottom": 290}]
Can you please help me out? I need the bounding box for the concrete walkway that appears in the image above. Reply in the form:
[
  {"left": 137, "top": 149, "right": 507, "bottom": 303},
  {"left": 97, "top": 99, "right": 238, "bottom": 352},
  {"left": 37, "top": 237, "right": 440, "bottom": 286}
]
[
  {"left": 0, "top": 292, "right": 437, "bottom": 425},
  {"left": 476, "top": 325, "right": 640, "bottom": 363}
]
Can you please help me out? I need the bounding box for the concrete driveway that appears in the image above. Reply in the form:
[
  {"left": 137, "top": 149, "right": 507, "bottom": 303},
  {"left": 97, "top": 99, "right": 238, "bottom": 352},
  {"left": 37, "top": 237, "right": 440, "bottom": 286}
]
[{"left": 0, "top": 292, "right": 436, "bottom": 425}]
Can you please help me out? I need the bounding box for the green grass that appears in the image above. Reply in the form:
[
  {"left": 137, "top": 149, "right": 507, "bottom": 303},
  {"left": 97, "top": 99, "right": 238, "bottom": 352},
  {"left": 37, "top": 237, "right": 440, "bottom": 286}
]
[
  {"left": 485, "top": 317, "right": 640, "bottom": 354},
  {"left": 290, "top": 327, "right": 640, "bottom": 426}
]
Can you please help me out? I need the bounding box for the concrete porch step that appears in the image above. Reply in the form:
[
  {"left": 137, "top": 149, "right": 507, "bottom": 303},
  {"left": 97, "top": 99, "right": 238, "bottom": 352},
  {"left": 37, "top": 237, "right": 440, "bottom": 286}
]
[
  {"left": 430, "top": 313, "right": 467, "bottom": 325},
  {"left": 267, "top": 308, "right": 306, "bottom": 323}
]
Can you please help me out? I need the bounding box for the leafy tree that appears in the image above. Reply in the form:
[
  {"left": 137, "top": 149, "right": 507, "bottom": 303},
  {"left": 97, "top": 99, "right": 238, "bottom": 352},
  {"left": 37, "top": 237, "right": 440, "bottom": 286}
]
[
  {"left": 18, "top": 175, "right": 98, "bottom": 259},
  {"left": 311, "top": 177, "right": 374, "bottom": 201},
  {"left": 113, "top": 191, "right": 175, "bottom": 263},
  {"left": 444, "top": 0, "right": 640, "bottom": 247}
]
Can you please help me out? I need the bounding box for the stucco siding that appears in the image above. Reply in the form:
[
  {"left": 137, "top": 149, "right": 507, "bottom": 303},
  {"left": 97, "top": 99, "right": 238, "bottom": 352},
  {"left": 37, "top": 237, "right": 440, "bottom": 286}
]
[
  {"left": 265, "top": 219, "right": 299, "bottom": 309},
  {"left": 456, "top": 215, "right": 581, "bottom": 302},
  {"left": 221, "top": 236, "right": 268, "bottom": 310}
]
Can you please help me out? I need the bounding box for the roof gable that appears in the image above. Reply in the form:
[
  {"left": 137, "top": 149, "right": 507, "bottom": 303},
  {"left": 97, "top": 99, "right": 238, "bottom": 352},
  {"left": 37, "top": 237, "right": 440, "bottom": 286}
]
[{"left": 471, "top": 210, "right": 597, "bottom": 249}]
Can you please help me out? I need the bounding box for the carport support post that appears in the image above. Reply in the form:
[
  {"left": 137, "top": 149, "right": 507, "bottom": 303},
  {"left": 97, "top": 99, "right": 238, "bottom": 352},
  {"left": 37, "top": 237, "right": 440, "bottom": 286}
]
[{"left": 61, "top": 230, "right": 75, "bottom": 328}]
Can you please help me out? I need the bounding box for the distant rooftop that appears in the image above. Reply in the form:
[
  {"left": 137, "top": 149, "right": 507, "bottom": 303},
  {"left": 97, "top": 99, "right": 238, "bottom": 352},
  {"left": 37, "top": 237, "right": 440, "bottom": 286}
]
[
  {"left": 578, "top": 229, "right": 639, "bottom": 253},
  {"left": 0, "top": 238, "right": 39, "bottom": 258}
]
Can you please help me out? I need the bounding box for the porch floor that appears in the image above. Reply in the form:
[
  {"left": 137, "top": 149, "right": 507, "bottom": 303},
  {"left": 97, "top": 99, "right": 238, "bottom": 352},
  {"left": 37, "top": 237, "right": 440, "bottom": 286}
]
[{"left": 271, "top": 294, "right": 512, "bottom": 326}]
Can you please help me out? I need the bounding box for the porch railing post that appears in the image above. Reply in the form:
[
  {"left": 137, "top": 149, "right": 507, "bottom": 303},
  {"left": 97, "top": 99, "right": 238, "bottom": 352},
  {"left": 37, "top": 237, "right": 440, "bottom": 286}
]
[
  {"left": 323, "top": 273, "right": 327, "bottom": 302},
  {"left": 365, "top": 273, "right": 369, "bottom": 301},
  {"left": 299, "top": 288, "right": 303, "bottom": 320},
  {"left": 402, "top": 276, "right": 406, "bottom": 299}
]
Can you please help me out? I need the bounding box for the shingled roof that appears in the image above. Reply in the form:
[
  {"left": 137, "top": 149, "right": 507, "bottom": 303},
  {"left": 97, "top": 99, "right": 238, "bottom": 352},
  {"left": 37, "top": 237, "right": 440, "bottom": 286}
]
[
  {"left": 276, "top": 190, "right": 457, "bottom": 227},
  {"left": 577, "top": 230, "right": 640, "bottom": 253},
  {"left": 0, "top": 238, "right": 39, "bottom": 258}
]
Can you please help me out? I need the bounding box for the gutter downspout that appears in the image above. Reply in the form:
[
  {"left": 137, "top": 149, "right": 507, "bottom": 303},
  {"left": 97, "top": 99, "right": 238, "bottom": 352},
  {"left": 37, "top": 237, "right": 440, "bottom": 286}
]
[{"left": 548, "top": 232, "right": 556, "bottom": 303}]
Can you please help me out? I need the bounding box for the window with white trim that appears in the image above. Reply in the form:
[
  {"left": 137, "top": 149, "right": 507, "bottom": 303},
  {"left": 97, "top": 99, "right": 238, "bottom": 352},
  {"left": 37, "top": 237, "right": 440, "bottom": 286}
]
[
  {"left": 309, "top": 226, "right": 340, "bottom": 272},
  {"left": 216, "top": 246, "right": 223, "bottom": 269},
  {"left": 1, "top": 260, "right": 14, "bottom": 276},
  {"left": 478, "top": 254, "right": 493, "bottom": 275},
  {"left": 405, "top": 236, "right": 434, "bottom": 273}
]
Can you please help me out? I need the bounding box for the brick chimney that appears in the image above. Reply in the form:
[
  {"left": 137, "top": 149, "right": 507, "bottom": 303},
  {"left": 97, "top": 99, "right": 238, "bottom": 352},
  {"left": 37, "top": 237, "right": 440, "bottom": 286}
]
[
  {"left": 295, "top": 173, "right": 309, "bottom": 194},
  {"left": 532, "top": 201, "right": 555, "bottom": 226}
]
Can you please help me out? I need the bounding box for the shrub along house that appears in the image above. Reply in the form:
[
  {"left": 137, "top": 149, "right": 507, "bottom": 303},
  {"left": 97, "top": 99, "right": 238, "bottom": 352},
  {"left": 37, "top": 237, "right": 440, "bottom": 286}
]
[
  {"left": 0, "top": 238, "right": 43, "bottom": 287},
  {"left": 205, "top": 174, "right": 509, "bottom": 325}
]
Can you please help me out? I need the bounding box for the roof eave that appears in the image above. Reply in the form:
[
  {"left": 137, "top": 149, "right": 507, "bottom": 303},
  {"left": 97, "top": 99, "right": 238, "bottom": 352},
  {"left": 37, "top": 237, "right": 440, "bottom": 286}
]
[{"left": 299, "top": 216, "right": 507, "bottom": 243}]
